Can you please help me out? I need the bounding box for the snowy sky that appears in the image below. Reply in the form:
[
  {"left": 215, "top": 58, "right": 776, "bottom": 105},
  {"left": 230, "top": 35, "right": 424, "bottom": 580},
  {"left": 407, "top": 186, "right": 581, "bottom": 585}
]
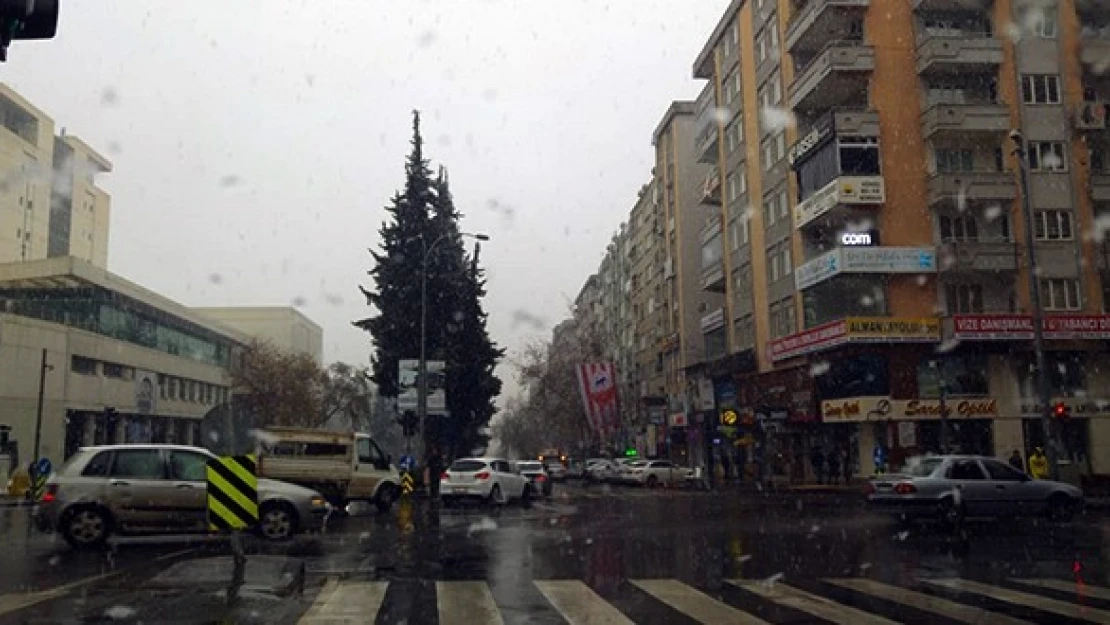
[{"left": 3, "top": 0, "right": 728, "bottom": 403}]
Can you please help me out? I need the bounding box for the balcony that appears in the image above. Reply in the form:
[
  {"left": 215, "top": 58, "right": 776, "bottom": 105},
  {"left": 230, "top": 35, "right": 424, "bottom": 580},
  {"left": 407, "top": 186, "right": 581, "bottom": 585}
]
[
  {"left": 1075, "top": 101, "right": 1108, "bottom": 131},
  {"left": 789, "top": 41, "right": 874, "bottom": 112},
  {"left": 1081, "top": 36, "right": 1110, "bottom": 73},
  {"left": 700, "top": 169, "right": 722, "bottom": 206},
  {"left": 926, "top": 171, "right": 1016, "bottom": 207},
  {"left": 786, "top": 0, "right": 869, "bottom": 54},
  {"left": 701, "top": 261, "right": 727, "bottom": 293},
  {"left": 921, "top": 103, "right": 1010, "bottom": 139},
  {"left": 916, "top": 36, "right": 1002, "bottom": 75},
  {"left": 937, "top": 241, "right": 1019, "bottom": 273},
  {"left": 789, "top": 109, "right": 879, "bottom": 166},
  {"left": 1091, "top": 173, "right": 1110, "bottom": 202},
  {"left": 696, "top": 123, "right": 720, "bottom": 164},
  {"left": 794, "top": 175, "right": 885, "bottom": 229}
]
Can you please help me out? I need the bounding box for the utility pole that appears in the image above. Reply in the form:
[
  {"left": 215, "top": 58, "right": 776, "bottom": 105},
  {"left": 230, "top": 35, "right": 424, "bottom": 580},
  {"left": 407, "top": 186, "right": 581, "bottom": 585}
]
[
  {"left": 1013, "top": 132, "right": 1060, "bottom": 481},
  {"left": 933, "top": 359, "right": 949, "bottom": 454},
  {"left": 31, "top": 348, "right": 49, "bottom": 467}
]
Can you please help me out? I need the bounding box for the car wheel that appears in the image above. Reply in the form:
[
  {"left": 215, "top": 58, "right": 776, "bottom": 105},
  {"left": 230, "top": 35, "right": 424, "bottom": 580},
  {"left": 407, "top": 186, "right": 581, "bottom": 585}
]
[
  {"left": 374, "top": 484, "right": 396, "bottom": 513},
  {"left": 1047, "top": 494, "right": 1076, "bottom": 522},
  {"left": 258, "top": 502, "right": 298, "bottom": 541},
  {"left": 62, "top": 506, "right": 111, "bottom": 549},
  {"left": 937, "top": 497, "right": 963, "bottom": 530},
  {"left": 646, "top": 475, "right": 659, "bottom": 489},
  {"left": 488, "top": 484, "right": 504, "bottom": 506}
]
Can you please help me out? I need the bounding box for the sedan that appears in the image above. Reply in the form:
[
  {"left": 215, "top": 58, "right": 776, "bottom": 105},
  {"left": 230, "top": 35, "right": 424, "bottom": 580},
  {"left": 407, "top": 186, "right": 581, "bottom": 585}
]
[
  {"left": 584, "top": 459, "right": 617, "bottom": 483},
  {"left": 544, "top": 462, "right": 568, "bottom": 482},
  {"left": 515, "top": 461, "right": 553, "bottom": 497},
  {"left": 440, "top": 457, "right": 530, "bottom": 506},
  {"left": 866, "top": 454, "right": 1084, "bottom": 525},
  {"left": 34, "top": 444, "right": 330, "bottom": 549},
  {"left": 626, "top": 460, "right": 689, "bottom": 488}
]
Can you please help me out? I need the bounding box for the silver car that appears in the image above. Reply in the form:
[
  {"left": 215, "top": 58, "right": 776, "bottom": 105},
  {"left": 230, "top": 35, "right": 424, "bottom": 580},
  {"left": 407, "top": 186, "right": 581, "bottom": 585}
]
[
  {"left": 34, "top": 444, "right": 330, "bottom": 548},
  {"left": 866, "top": 454, "right": 1084, "bottom": 525}
]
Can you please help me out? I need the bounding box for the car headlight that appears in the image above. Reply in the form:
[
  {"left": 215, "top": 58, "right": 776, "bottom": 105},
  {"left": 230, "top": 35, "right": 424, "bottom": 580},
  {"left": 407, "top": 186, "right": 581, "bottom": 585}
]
[{"left": 310, "top": 496, "right": 327, "bottom": 509}]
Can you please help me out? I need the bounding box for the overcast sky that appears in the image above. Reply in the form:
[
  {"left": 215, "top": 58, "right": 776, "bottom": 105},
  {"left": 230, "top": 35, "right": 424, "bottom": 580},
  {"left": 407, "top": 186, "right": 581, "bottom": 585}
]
[{"left": 4, "top": 0, "right": 727, "bottom": 401}]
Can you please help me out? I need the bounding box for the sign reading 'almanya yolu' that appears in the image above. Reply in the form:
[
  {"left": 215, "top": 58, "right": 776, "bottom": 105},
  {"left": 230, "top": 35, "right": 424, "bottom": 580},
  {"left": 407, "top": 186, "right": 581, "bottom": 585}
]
[{"left": 768, "top": 317, "right": 940, "bottom": 362}]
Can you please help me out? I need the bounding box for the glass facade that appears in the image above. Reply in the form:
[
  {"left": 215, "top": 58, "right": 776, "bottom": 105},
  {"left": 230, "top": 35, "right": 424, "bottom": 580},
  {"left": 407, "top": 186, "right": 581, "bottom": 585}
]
[{"left": 0, "top": 286, "right": 236, "bottom": 367}]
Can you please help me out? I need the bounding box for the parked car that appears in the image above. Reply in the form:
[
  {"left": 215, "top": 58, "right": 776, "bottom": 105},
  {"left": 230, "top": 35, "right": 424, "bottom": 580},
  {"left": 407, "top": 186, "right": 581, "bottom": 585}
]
[
  {"left": 255, "top": 427, "right": 401, "bottom": 512},
  {"left": 584, "top": 459, "right": 618, "bottom": 483},
  {"left": 866, "top": 454, "right": 1085, "bottom": 525},
  {"left": 615, "top": 460, "right": 649, "bottom": 484},
  {"left": 34, "top": 444, "right": 330, "bottom": 549},
  {"left": 544, "top": 461, "right": 568, "bottom": 481},
  {"left": 565, "top": 459, "right": 587, "bottom": 480},
  {"left": 515, "top": 461, "right": 553, "bottom": 497},
  {"left": 440, "top": 457, "right": 531, "bottom": 506},
  {"left": 625, "top": 459, "right": 691, "bottom": 488}
]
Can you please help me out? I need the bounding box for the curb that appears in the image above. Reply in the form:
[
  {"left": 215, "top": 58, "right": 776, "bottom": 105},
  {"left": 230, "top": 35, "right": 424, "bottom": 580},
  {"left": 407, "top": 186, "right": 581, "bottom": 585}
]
[{"left": 0, "top": 498, "right": 32, "bottom": 508}]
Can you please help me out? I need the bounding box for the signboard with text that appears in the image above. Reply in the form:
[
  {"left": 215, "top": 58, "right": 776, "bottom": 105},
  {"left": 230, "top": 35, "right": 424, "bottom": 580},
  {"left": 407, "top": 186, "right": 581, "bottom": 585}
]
[
  {"left": 795, "top": 247, "right": 936, "bottom": 290},
  {"left": 952, "top": 314, "right": 1110, "bottom": 340},
  {"left": 794, "top": 176, "right": 885, "bottom": 229},
  {"left": 769, "top": 317, "right": 940, "bottom": 361},
  {"left": 820, "top": 396, "right": 999, "bottom": 422}
]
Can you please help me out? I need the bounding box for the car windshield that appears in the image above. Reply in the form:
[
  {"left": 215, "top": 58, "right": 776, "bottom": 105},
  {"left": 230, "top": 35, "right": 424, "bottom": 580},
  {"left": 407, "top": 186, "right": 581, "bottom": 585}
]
[
  {"left": 449, "top": 460, "right": 487, "bottom": 473},
  {"left": 902, "top": 456, "right": 945, "bottom": 478}
]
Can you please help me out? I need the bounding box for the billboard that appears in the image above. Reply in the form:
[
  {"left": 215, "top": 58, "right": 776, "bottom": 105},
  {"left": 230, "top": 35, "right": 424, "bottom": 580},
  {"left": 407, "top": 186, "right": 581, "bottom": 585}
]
[{"left": 398, "top": 359, "right": 447, "bottom": 415}]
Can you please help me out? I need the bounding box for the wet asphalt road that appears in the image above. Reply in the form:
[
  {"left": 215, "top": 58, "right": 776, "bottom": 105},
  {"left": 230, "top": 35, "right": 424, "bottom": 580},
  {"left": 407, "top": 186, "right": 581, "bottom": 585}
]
[{"left": 1, "top": 482, "right": 1109, "bottom": 623}]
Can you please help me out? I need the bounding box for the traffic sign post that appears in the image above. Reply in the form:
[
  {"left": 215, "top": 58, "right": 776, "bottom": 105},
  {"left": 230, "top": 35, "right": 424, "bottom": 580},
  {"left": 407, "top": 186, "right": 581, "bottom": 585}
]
[{"left": 205, "top": 453, "right": 258, "bottom": 606}]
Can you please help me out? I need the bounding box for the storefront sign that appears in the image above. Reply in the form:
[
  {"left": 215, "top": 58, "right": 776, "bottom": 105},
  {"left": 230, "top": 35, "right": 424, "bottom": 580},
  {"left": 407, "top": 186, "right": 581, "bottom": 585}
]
[
  {"left": 821, "top": 396, "right": 999, "bottom": 422},
  {"left": 794, "top": 176, "right": 886, "bottom": 229},
  {"left": 788, "top": 115, "right": 834, "bottom": 167},
  {"left": 952, "top": 314, "right": 1110, "bottom": 340},
  {"left": 795, "top": 247, "right": 936, "bottom": 290},
  {"left": 1020, "top": 399, "right": 1110, "bottom": 418},
  {"left": 669, "top": 412, "right": 688, "bottom": 427},
  {"left": 840, "top": 231, "right": 874, "bottom": 246},
  {"left": 769, "top": 317, "right": 940, "bottom": 361}
]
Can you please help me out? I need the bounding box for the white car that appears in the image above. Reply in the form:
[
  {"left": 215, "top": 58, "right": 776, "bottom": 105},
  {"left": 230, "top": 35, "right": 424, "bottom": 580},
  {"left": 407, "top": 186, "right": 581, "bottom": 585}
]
[
  {"left": 624, "top": 459, "right": 691, "bottom": 487},
  {"left": 585, "top": 459, "right": 618, "bottom": 482},
  {"left": 440, "top": 457, "right": 531, "bottom": 506},
  {"left": 544, "top": 462, "right": 568, "bottom": 481}
]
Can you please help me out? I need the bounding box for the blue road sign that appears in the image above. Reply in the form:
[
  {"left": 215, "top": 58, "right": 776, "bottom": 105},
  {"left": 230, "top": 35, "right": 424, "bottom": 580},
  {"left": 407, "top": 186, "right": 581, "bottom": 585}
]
[
  {"left": 399, "top": 454, "right": 416, "bottom": 471},
  {"left": 35, "top": 457, "right": 52, "bottom": 477}
]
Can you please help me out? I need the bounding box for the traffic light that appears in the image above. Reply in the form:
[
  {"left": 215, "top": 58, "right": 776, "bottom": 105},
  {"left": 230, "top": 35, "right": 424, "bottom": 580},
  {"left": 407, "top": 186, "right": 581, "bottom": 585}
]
[
  {"left": 1053, "top": 402, "right": 1070, "bottom": 420},
  {"left": 0, "top": 0, "right": 59, "bottom": 62}
]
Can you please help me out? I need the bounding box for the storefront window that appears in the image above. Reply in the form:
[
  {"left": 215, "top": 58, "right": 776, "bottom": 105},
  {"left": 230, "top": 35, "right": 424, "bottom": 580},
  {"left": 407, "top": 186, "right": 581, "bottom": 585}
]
[
  {"left": 802, "top": 275, "right": 887, "bottom": 328},
  {"left": 704, "top": 327, "right": 726, "bottom": 360},
  {"left": 815, "top": 354, "right": 888, "bottom": 400},
  {"left": 916, "top": 352, "right": 989, "bottom": 397},
  {"left": 1017, "top": 352, "right": 1087, "bottom": 398}
]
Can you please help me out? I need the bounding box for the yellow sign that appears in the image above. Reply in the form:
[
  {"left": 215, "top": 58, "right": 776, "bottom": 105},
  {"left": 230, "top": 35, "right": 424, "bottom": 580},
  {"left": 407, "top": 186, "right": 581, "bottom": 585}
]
[
  {"left": 401, "top": 471, "right": 415, "bottom": 496},
  {"left": 206, "top": 454, "right": 258, "bottom": 531},
  {"left": 844, "top": 317, "right": 940, "bottom": 341},
  {"left": 721, "top": 409, "right": 738, "bottom": 425},
  {"left": 821, "top": 396, "right": 999, "bottom": 422}
]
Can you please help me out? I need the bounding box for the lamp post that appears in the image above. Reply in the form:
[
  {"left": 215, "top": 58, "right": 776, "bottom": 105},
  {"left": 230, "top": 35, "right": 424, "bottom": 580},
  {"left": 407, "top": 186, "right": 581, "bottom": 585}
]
[
  {"left": 31, "top": 348, "right": 54, "bottom": 480},
  {"left": 1012, "top": 132, "right": 1060, "bottom": 481},
  {"left": 930, "top": 359, "right": 949, "bottom": 454},
  {"left": 419, "top": 231, "right": 490, "bottom": 459}
]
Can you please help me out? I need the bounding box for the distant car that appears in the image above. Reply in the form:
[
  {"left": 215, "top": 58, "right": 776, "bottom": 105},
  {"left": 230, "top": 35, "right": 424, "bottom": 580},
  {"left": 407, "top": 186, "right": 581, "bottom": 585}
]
[
  {"left": 866, "top": 454, "right": 1084, "bottom": 525},
  {"left": 565, "top": 459, "right": 586, "bottom": 480},
  {"left": 624, "top": 460, "right": 690, "bottom": 488},
  {"left": 34, "top": 444, "right": 330, "bottom": 549},
  {"left": 616, "top": 460, "right": 649, "bottom": 484},
  {"left": 585, "top": 459, "right": 617, "bottom": 483},
  {"left": 515, "top": 461, "right": 553, "bottom": 497},
  {"left": 544, "top": 462, "right": 568, "bottom": 481},
  {"left": 440, "top": 457, "right": 531, "bottom": 506}
]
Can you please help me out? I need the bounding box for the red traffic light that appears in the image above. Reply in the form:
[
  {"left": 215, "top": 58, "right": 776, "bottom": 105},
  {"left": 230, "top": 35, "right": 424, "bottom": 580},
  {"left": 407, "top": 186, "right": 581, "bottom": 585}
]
[{"left": 1053, "top": 402, "right": 1069, "bottom": 419}]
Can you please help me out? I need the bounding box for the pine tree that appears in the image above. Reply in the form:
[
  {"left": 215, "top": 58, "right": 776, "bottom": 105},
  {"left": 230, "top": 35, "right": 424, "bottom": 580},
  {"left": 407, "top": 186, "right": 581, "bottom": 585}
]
[{"left": 356, "top": 111, "right": 502, "bottom": 457}]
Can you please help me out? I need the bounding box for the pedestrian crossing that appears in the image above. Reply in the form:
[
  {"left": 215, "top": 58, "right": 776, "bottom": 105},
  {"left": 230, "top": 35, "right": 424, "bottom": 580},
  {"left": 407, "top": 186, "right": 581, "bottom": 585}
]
[{"left": 295, "top": 574, "right": 1110, "bottom": 624}]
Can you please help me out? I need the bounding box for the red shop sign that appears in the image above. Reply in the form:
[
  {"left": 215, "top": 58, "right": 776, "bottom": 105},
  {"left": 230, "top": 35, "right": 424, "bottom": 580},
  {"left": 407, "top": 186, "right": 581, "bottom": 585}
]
[{"left": 952, "top": 314, "right": 1110, "bottom": 340}]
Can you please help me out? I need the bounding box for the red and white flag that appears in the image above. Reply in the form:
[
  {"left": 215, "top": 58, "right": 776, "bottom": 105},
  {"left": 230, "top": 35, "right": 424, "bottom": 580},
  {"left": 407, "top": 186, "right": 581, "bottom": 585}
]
[{"left": 576, "top": 362, "right": 620, "bottom": 434}]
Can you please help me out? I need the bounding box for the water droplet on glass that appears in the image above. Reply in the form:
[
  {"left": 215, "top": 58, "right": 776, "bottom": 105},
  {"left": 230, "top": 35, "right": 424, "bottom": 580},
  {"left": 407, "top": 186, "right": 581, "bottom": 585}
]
[
  {"left": 208, "top": 273, "right": 223, "bottom": 285},
  {"left": 219, "top": 174, "right": 241, "bottom": 188},
  {"left": 809, "top": 361, "right": 830, "bottom": 377},
  {"left": 100, "top": 87, "right": 119, "bottom": 107},
  {"left": 291, "top": 296, "right": 308, "bottom": 307},
  {"left": 760, "top": 107, "right": 796, "bottom": 132},
  {"left": 417, "top": 30, "right": 437, "bottom": 47}
]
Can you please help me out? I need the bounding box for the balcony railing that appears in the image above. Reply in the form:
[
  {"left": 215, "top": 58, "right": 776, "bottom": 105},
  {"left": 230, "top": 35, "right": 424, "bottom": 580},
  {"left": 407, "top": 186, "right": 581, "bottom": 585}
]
[
  {"left": 786, "top": 0, "right": 869, "bottom": 54},
  {"left": 937, "top": 241, "right": 1019, "bottom": 273},
  {"left": 701, "top": 169, "right": 722, "bottom": 206},
  {"left": 926, "top": 170, "right": 1017, "bottom": 207},
  {"left": 789, "top": 39, "right": 874, "bottom": 112}
]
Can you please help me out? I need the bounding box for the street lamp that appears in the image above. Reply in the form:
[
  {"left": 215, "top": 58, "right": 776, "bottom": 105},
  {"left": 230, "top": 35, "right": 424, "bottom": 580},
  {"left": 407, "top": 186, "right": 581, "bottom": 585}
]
[
  {"left": 418, "top": 231, "right": 490, "bottom": 458},
  {"left": 1011, "top": 130, "right": 1060, "bottom": 481},
  {"left": 31, "top": 348, "right": 54, "bottom": 479}
]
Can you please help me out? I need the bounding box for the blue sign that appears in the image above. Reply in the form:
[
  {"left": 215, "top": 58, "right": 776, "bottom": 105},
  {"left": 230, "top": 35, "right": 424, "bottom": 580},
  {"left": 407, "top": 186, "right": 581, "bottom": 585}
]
[
  {"left": 35, "top": 457, "right": 52, "bottom": 477},
  {"left": 398, "top": 454, "right": 416, "bottom": 471}
]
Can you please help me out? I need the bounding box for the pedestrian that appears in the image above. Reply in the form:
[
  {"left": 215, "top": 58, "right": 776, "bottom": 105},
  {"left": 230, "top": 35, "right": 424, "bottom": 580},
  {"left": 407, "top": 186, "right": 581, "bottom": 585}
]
[
  {"left": 810, "top": 447, "right": 825, "bottom": 485},
  {"left": 826, "top": 449, "right": 841, "bottom": 485},
  {"left": 873, "top": 443, "right": 887, "bottom": 476},
  {"left": 1029, "top": 447, "right": 1049, "bottom": 479},
  {"left": 1008, "top": 449, "right": 1025, "bottom": 473}
]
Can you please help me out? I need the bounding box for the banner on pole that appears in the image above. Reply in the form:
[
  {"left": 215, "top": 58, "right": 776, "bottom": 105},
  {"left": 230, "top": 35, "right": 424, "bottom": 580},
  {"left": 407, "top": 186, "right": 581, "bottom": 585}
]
[{"left": 575, "top": 362, "right": 620, "bottom": 434}]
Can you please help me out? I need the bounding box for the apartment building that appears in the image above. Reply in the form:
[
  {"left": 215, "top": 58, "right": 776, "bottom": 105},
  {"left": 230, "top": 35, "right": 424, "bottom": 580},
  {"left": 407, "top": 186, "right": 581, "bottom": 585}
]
[
  {"left": 193, "top": 306, "right": 324, "bottom": 362},
  {"left": 687, "top": 0, "right": 1110, "bottom": 481},
  {"left": 595, "top": 224, "right": 637, "bottom": 428},
  {"left": 0, "top": 84, "right": 111, "bottom": 268},
  {"left": 629, "top": 179, "right": 668, "bottom": 443}
]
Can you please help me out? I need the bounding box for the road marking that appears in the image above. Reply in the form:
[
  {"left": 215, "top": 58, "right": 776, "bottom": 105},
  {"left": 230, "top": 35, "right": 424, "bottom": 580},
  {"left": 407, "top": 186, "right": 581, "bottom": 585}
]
[
  {"left": 0, "top": 571, "right": 122, "bottom": 617},
  {"left": 925, "top": 578, "right": 1110, "bottom": 623},
  {"left": 631, "top": 579, "right": 769, "bottom": 624},
  {"left": 297, "top": 578, "right": 389, "bottom": 623},
  {"left": 154, "top": 547, "right": 197, "bottom": 561},
  {"left": 728, "top": 579, "right": 898, "bottom": 625},
  {"left": 826, "top": 578, "right": 1032, "bottom": 625},
  {"left": 438, "top": 581, "right": 503, "bottom": 625},
  {"left": 1010, "top": 578, "right": 1110, "bottom": 602},
  {"left": 534, "top": 580, "right": 632, "bottom": 625}
]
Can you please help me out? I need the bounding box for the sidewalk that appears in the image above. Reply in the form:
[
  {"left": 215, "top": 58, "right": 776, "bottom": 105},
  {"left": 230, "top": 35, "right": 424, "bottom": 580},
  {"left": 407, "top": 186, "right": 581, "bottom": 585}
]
[{"left": 0, "top": 494, "right": 32, "bottom": 507}]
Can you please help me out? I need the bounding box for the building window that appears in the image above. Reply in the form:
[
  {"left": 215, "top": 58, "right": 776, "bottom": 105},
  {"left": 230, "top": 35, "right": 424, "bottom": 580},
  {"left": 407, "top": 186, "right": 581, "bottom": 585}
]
[
  {"left": 71, "top": 356, "right": 97, "bottom": 375},
  {"left": 770, "top": 298, "right": 796, "bottom": 339},
  {"left": 722, "top": 70, "right": 740, "bottom": 107},
  {"left": 726, "top": 117, "right": 743, "bottom": 153},
  {"left": 770, "top": 254, "right": 781, "bottom": 282},
  {"left": 761, "top": 131, "right": 786, "bottom": 171},
  {"left": 1027, "top": 141, "right": 1067, "bottom": 172},
  {"left": 758, "top": 73, "right": 783, "bottom": 113},
  {"left": 734, "top": 315, "right": 755, "bottom": 350},
  {"left": 1021, "top": 75, "right": 1061, "bottom": 104},
  {"left": 935, "top": 149, "right": 974, "bottom": 173},
  {"left": 1041, "top": 278, "right": 1081, "bottom": 311},
  {"left": 1033, "top": 210, "right": 1073, "bottom": 241},
  {"left": 946, "top": 283, "right": 984, "bottom": 314},
  {"left": 940, "top": 215, "right": 979, "bottom": 242},
  {"left": 755, "top": 19, "right": 779, "bottom": 64},
  {"left": 103, "top": 362, "right": 125, "bottom": 379},
  {"left": 1031, "top": 8, "right": 1056, "bottom": 38},
  {"left": 727, "top": 173, "right": 743, "bottom": 202}
]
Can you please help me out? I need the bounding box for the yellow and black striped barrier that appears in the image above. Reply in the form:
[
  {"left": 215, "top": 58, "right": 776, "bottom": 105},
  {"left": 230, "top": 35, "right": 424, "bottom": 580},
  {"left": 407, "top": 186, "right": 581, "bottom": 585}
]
[
  {"left": 206, "top": 454, "right": 258, "bottom": 531},
  {"left": 401, "top": 471, "right": 415, "bottom": 497}
]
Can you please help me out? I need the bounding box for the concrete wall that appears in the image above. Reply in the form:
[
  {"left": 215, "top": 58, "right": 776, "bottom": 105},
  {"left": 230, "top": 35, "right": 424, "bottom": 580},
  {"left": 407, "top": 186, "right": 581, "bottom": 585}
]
[
  {"left": 192, "top": 306, "right": 323, "bottom": 362},
  {"left": 0, "top": 314, "right": 231, "bottom": 463}
]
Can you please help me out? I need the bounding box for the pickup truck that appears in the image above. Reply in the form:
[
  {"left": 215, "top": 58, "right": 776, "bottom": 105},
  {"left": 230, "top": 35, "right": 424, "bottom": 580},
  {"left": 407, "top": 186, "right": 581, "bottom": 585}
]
[{"left": 255, "top": 427, "right": 401, "bottom": 512}]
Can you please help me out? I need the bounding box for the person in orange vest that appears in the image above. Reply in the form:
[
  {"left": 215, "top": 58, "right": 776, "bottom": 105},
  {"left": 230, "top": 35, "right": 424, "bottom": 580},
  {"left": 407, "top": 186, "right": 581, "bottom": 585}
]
[{"left": 1028, "top": 448, "right": 1049, "bottom": 479}]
